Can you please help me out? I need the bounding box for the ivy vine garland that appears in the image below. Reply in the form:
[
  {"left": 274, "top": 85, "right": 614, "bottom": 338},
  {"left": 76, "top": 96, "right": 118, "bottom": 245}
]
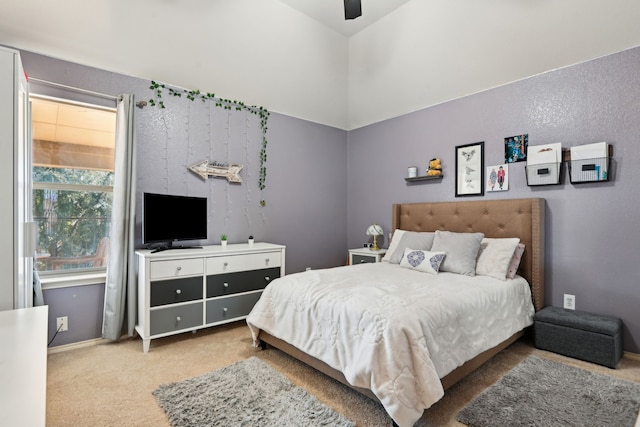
[{"left": 148, "top": 81, "right": 269, "bottom": 205}]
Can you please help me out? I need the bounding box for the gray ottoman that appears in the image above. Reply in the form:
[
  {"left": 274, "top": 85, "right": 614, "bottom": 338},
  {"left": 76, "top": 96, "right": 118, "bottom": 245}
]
[{"left": 534, "top": 306, "right": 623, "bottom": 368}]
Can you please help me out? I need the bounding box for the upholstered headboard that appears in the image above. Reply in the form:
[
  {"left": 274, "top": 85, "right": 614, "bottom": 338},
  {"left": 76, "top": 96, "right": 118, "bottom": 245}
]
[{"left": 392, "top": 198, "right": 545, "bottom": 311}]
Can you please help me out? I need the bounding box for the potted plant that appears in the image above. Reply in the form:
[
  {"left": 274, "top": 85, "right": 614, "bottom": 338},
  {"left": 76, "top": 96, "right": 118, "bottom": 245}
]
[
  {"left": 220, "top": 234, "right": 228, "bottom": 248},
  {"left": 248, "top": 235, "right": 254, "bottom": 247}
]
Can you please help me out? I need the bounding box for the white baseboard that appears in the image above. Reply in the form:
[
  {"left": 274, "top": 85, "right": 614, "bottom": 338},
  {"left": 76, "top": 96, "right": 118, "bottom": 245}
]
[{"left": 48, "top": 338, "right": 104, "bottom": 354}]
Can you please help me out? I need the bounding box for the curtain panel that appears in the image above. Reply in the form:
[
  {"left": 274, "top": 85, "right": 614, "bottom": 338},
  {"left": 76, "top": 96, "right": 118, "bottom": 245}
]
[{"left": 102, "top": 94, "right": 137, "bottom": 340}]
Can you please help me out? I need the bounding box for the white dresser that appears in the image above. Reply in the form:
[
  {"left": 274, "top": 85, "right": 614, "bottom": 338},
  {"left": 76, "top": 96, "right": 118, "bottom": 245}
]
[{"left": 135, "top": 242, "right": 285, "bottom": 352}]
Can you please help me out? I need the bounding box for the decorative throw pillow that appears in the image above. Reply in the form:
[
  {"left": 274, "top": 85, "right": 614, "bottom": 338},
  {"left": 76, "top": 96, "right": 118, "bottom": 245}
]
[
  {"left": 475, "top": 238, "right": 521, "bottom": 280},
  {"left": 382, "top": 230, "right": 436, "bottom": 264},
  {"left": 399, "top": 249, "right": 446, "bottom": 274},
  {"left": 506, "top": 243, "right": 526, "bottom": 279},
  {"left": 430, "top": 230, "right": 484, "bottom": 276}
]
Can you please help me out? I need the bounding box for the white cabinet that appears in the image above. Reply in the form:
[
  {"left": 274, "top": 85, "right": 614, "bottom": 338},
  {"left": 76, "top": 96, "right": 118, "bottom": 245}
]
[
  {"left": 0, "top": 306, "right": 48, "bottom": 426},
  {"left": 0, "top": 46, "right": 32, "bottom": 310},
  {"left": 135, "top": 242, "right": 285, "bottom": 352}
]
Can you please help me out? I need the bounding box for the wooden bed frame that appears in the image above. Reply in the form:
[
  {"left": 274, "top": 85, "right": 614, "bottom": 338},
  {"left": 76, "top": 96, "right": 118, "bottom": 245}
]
[{"left": 257, "top": 198, "right": 546, "bottom": 402}]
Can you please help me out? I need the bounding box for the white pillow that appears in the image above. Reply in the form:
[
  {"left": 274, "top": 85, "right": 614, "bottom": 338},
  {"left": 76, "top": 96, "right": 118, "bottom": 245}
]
[
  {"left": 382, "top": 229, "right": 406, "bottom": 262},
  {"left": 475, "top": 238, "right": 520, "bottom": 280},
  {"left": 399, "top": 248, "right": 446, "bottom": 274}
]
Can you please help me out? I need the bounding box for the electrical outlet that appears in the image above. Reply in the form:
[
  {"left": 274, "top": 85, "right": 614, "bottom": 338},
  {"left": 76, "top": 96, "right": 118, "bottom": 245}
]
[
  {"left": 56, "top": 316, "right": 68, "bottom": 332},
  {"left": 563, "top": 294, "right": 575, "bottom": 310}
]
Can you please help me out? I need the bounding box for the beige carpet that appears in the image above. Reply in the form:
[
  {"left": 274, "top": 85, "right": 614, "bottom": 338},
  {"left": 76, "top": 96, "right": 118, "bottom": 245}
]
[{"left": 46, "top": 321, "right": 640, "bottom": 427}]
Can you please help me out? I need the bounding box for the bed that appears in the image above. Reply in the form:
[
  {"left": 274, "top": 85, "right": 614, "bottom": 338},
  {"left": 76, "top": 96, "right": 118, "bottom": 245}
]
[{"left": 247, "top": 198, "right": 545, "bottom": 427}]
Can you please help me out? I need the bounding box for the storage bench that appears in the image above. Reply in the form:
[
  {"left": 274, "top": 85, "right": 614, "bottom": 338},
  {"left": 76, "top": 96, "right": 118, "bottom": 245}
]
[{"left": 534, "top": 306, "right": 623, "bottom": 368}]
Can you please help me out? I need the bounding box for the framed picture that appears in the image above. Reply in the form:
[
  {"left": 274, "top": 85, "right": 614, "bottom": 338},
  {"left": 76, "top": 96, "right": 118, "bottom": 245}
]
[
  {"left": 504, "top": 134, "right": 528, "bottom": 163},
  {"left": 486, "top": 164, "right": 509, "bottom": 192},
  {"left": 455, "top": 141, "right": 484, "bottom": 197}
]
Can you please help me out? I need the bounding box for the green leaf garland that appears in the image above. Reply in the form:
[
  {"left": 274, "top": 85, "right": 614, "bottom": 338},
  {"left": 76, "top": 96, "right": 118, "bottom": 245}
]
[{"left": 148, "top": 81, "right": 270, "bottom": 203}]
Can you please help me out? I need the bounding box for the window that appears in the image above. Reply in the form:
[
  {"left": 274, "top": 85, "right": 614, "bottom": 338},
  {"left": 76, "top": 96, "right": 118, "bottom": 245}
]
[{"left": 31, "top": 96, "right": 116, "bottom": 274}]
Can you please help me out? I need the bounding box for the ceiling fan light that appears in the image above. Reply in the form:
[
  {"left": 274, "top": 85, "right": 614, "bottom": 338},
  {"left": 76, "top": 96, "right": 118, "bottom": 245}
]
[{"left": 344, "top": 0, "right": 362, "bottom": 20}]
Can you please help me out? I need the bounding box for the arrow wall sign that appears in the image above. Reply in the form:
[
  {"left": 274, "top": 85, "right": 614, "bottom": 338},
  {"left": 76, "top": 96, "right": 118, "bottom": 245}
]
[{"left": 188, "top": 160, "right": 244, "bottom": 183}]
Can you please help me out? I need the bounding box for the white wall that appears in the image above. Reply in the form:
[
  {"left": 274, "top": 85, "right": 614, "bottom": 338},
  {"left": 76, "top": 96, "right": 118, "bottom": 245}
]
[
  {"left": 0, "top": 0, "right": 349, "bottom": 128},
  {"left": 347, "top": 0, "right": 640, "bottom": 129},
  {"left": 2, "top": 1, "right": 640, "bottom": 129}
]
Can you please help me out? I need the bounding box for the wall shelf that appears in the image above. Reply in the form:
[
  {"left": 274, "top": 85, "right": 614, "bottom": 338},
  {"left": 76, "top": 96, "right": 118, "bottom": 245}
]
[{"left": 404, "top": 175, "right": 443, "bottom": 183}]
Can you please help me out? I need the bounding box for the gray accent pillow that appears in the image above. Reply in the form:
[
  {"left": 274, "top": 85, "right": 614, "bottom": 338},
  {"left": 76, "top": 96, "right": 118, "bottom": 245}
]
[
  {"left": 430, "top": 230, "right": 484, "bottom": 276},
  {"left": 387, "top": 231, "right": 435, "bottom": 264}
]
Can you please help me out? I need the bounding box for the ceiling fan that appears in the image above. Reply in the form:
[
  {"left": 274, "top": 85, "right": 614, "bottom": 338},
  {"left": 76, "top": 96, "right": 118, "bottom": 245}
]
[{"left": 344, "top": 0, "right": 362, "bottom": 20}]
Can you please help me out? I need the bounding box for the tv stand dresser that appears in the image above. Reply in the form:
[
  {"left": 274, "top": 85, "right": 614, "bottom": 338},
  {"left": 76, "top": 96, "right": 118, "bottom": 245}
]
[{"left": 135, "top": 242, "right": 285, "bottom": 352}]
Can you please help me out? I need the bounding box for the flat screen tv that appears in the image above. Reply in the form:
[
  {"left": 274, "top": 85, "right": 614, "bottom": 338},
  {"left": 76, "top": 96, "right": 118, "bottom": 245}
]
[{"left": 142, "top": 192, "right": 208, "bottom": 252}]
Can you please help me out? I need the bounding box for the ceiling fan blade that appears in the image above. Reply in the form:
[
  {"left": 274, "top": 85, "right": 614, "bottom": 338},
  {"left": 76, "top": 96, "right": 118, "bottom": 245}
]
[{"left": 344, "top": 0, "right": 362, "bottom": 20}]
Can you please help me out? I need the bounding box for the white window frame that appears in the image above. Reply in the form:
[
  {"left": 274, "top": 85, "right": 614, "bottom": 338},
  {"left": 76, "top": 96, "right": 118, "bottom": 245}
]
[{"left": 30, "top": 94, "right": 116, "bottom": 289}]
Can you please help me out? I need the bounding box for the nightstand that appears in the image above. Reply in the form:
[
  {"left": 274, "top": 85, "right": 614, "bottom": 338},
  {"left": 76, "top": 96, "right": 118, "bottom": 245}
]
[{"left": 349, "top": 248, "right": 387, "bottom": 265}]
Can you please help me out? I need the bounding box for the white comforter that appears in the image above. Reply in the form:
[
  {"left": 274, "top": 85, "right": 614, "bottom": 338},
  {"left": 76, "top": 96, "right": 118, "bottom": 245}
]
[{"left": 246, "top": 262, "right": 534, "bottom": 427}]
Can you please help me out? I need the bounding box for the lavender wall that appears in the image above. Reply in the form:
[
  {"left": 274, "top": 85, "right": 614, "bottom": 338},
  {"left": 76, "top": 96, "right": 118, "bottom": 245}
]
[
  {"left": 266, "top": 113, "right": 348, "bottom": 270},
  {"left": 17, "top": 46, "right": 640, "bottom": 353},
  {"left": 348, "top": 47, "right": 640, "bottom": 353},
  {"left": 43, "top": 284, "right": 105, "bottom": 347},
  {"left": 20, "top": 50, "right": 347, "bottom": 346}
]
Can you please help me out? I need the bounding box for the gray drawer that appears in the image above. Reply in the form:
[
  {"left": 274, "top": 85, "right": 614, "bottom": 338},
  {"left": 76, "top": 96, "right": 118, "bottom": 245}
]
[
  {"left": 206, "top": 267, "right": 280, "bottom": 298},
  {"left": 151, "top": 276, "right": 203, "bottom": 307},
  {"left": 352, "top": 254, "right": 375, "bottom": 264},
  {"left": 150, "top": 302, "right": 203, "bottom": 335},
  {"left": 206, "top": 292, "right": 262, "bottom": 324}
]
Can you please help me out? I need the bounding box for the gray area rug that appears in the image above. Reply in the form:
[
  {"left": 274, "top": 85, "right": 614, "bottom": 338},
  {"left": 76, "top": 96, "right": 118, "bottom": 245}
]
[
  {"left": 457, "top": 355, "right": 640, "bottom": 427},
  {"left": 153, "top": 356, "right": 355, "bottom": 427}
]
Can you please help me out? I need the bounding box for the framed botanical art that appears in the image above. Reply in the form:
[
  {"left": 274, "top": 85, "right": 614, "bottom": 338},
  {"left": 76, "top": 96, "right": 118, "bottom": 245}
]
[{"left": 455, "top": 141, "right": 484, "bottom": 197}]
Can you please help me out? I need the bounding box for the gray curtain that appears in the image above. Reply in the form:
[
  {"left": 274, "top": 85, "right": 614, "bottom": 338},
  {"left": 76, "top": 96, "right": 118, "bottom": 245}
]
[{"left": 102, "top": 94, "right": 137, "bottom": 340}]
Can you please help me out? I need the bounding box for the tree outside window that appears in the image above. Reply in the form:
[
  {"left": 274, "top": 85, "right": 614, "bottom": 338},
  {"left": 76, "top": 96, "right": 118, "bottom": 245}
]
[{"left": 33, "top": 168, "right": 113, "bottom": 272}]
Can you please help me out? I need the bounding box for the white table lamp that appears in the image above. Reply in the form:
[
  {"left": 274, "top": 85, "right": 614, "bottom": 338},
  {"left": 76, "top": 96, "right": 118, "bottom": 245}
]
[{"left": 366, "top": 223, "right": 383, "bottom": 251}]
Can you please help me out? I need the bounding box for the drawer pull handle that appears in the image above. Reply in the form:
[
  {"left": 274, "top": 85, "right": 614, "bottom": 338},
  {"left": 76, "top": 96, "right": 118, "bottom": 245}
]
[
  {"left": 176, "top": 316, "right": 181, "bottom": 322},
  {"left": 223, "top": 283, "right": 229, "bottom": 288},
  {"left": 360, "top": 260, "right": 365, "bottom": 263},
  {"left": 223, "top": 307, "right": 228, "bottom": 312},
  {"left": 265, "top": 276, "right": 270, "bottom": 282},
  {"left": 175, "top": 289, "right": 182, "bottom": 295},
  {"left": 176, "top": 266, "right": 182, "bottom": 271},
  {"left": 223, "top": 262, "right": 228, "bottom": 267},
  {"left": 265, "top": 258, "right": 270, "bottom": 264}
]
